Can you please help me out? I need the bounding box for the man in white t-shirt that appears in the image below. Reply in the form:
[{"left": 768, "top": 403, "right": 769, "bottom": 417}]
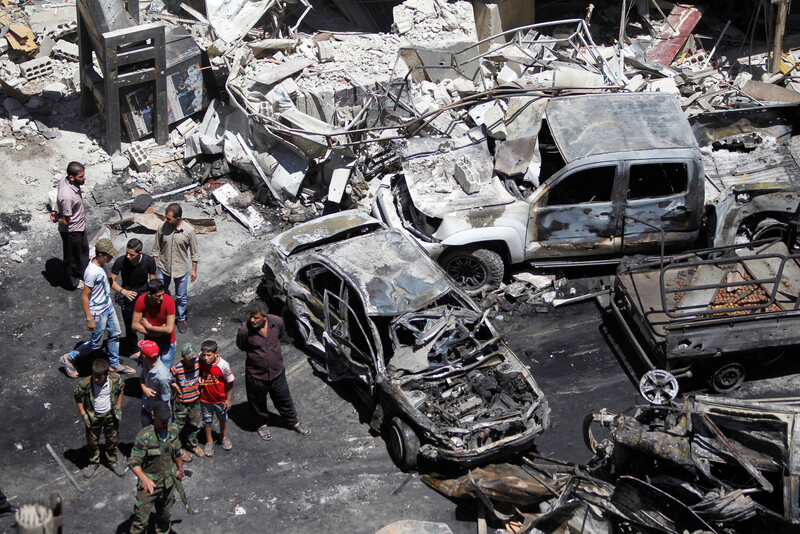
[{"left": 61, "top": 239, "right": 135, "bottom": 378}]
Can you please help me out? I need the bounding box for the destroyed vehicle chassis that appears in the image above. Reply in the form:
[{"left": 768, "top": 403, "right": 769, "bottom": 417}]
[
  {"left": 611, "top": 240, "right": 800, "bottom": 392},
  {"left": 262, "top": 211, "right": 549, "bottom": 470}
]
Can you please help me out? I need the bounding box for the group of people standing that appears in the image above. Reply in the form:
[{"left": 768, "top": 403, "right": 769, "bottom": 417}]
[{"left": 50, "top": 161, "right": 310, "bottom": 533}]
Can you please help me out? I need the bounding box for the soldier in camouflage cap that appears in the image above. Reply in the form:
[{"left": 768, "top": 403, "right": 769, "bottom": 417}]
[{"left": 129, "top": 400, "right": 185, "bottom": 534}]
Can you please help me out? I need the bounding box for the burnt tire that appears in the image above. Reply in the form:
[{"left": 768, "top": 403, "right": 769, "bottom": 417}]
[
  {"left": 753, "top": 217, "right": 789, "bottom": 242},
  {"left": 441, "top": 248, "right": 504, "bottom": 296},
  {"left": 387, "top": 417, "right": 419, "bottom": 471},
  {"left": 710, "top": 361, "right": 746, "bottom": 393}
]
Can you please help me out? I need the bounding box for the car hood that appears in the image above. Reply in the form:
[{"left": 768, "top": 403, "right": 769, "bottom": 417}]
[{"left": 386, "top": 305, "right": 548, "bottom": 453}]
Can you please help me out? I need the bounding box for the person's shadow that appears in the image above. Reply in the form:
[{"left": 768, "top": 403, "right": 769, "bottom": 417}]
[{"left": 43, "top": 258, "right": 67, "bottom": 288}]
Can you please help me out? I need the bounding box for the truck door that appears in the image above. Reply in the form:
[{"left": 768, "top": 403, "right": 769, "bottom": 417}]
[
  {"left": 528, "top": 163, "right": 623, "bottom": 257},
  {"left": 620, "top": 160, "right": 702, "bottom": 253}
]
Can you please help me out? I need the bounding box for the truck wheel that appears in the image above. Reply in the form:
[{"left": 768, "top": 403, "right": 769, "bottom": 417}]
[
  {"left": 441, "top": 248, "right": 504, "bottom": 296},
  {"left": 386, "top": 417, "right": 419, "bottom": 470},
  {"left": 710, "top": 362, "right": 746, "bottom": 393}
]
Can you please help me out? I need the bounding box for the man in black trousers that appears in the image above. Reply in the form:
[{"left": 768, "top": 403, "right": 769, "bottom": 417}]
[
  {"left": 51, "top": 161, "right": 88, "bottom": 290},
  {"left": 236, "top": 303, "right": 310, "bottom": 441}
]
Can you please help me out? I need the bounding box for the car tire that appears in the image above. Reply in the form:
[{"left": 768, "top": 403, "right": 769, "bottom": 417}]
[
  {"left": 387, "top": 417, "right": 419, "bottom": 471},
  {"left": 441, "top": 248, "right": 504, "bottom": 296},
  {"left": 710, "top": 361, "right": 746, "bottom": 393}
]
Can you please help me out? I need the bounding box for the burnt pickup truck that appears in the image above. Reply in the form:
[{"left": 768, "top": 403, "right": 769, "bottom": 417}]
[
  {"left": 612, "top": 239, "right": 800, "bottom": 393},
  {"left": 373, "top": 92, "right": 800, "bottom": 294}
]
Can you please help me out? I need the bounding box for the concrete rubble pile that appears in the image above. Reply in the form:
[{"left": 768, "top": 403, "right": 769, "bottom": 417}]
[{"left": 2, "top": 1, "right": 800, "bottom": 267}]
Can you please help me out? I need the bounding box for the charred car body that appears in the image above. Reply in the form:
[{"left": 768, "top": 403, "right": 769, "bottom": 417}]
[
  {"left": 373, "top": 92, "right": 800, "bottom": 294},
  {"left": 586, "top": 395, "right": 800, "bottom": 530},
  {"left": 262, "top": 210, "right": 549, "bottom": 468}
]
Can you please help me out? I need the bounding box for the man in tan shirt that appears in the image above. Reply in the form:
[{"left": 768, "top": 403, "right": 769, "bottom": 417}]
[{"left": 152, "top": 203, "right": 198, "bottom": 334}]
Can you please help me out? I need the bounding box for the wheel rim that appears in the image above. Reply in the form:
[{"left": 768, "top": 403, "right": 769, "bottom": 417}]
[
  {"left": 389, "top": 425, "right": 404, "bottom": 461},
  {"left": 446, "top": 257, "right": 487, "bottom": 290},
  {"left": 639, "top": 370, "right": 679, "bottom": 405},
  {"left": 713, "top": 363, "right": 745, "bottom": 391},
  {"left": 753, "top": 224, "right": 788, "bottom": 242}
]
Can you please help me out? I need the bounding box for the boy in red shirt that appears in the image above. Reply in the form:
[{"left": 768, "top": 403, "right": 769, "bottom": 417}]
[{"left": 199, "top": 340, "right": 234, "bottom": 456}]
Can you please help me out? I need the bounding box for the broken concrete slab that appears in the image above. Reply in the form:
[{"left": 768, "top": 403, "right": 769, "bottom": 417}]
[
  {"left": 253, "top": 58, "right": 315, "bottom": 88},
  {"left": 212, "top": 181, "right": 269, "bottom": 236},
  {"left": 205, "top": 0, "right": 277, "bottom": 43},
  {"left": 483, "top": 101, "right": 506, "bottom": 139},
  {"left": 740, "top": 80, "right": 800, "bottom": 103}
]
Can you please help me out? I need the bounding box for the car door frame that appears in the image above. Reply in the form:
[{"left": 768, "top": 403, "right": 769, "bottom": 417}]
[
  {"left": 526, "top": 159, "right": 625, "bottom": 258},
  {"left": 619, "top": 154, "right": 704, "bottom": 253},
  {"left": 323, "top": 286, "right": 379, "bottom": 392}
]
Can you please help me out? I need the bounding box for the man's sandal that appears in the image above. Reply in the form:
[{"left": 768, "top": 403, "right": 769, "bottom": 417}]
[
  {"left": 222, "top": 437, "right": 233, "bottom": 451},
  {"left": 192, "top": 446, "right": 205, "bottom": 457},
  {"left": 204, "top": 443, "right": 214, "bottom": 457},
  {"left": 181, "top": 450, "right": 194, "bottom": 462},
  {"left": 60, "top": 355, "right": 78, "bottom": 379},
  {"left": 292, "top": 423, "right": 310, "bottom": 436},
  {"left": 257, "top": 426, "right": 272, "bottom": 441},
  {"left": 110, "top": 364, "right": 135, "bottom": 375}
]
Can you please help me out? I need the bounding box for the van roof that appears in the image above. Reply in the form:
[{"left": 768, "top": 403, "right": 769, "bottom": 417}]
[{"left": 546, "top": 93, "right": 698, "bottom": 162}]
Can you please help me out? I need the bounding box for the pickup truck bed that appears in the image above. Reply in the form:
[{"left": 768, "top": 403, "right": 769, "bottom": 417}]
[{"left": 612, "top": 240, "right": 800, "bottom": 391}]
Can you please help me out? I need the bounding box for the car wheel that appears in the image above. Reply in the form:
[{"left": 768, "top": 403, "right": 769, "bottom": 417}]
[
  {"left": 710, "top": 361, "right": 746, "bottom": 393},
  {"left": 441, "top": 248, "right": 504, "bottom": 296},
  {"left": 387, "top": 417, "right": 419, "bottom": 470}
]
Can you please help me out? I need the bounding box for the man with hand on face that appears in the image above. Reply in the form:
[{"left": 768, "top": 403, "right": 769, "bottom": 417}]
[
  {"left": 110, "top": 238, "right": 156, "bottom": 359},
  {"left": 236, "top": 303, "right": 309, "bottom": 442},
  {"left": 52, "top": 161, "right": 89, "bottom": 290},
  {"left": 133, "top": 279, "right": 177, "bottom": 369}
]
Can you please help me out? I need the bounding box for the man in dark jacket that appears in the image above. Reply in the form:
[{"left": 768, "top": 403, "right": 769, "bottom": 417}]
[{"left": 235, "top": 303, "right": 309, "bottom": 441}]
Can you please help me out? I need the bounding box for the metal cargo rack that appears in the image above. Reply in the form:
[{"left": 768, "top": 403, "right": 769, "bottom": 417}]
[{"left": 611, "top": 237, "right": 800, "bottom": 392}]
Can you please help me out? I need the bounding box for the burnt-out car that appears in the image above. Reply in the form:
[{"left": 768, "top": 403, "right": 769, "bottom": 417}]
[{"left": 262, "top": 210, "right": 549, "bottom": 469}]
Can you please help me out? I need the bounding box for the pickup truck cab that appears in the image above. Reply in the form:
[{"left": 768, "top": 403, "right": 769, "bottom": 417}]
[{"left": 374, "top": 92, "right": 706, "bottom": 294}]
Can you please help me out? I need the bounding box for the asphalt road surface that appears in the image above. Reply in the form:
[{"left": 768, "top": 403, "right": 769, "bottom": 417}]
[{"left": 3, "top": 222, "right": 799, "bottom": 533}]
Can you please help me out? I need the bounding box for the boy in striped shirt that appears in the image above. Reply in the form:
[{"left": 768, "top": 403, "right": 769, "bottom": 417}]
[{"left": 170, "top": 343, "right": 203, "bottom": 461}]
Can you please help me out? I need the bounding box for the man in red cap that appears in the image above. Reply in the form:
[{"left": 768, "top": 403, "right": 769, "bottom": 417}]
[{"left": 138, "top": 340, "right": 172, "bottom": 427}]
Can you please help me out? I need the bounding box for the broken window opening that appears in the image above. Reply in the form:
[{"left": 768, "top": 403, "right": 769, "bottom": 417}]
[
  {"left": 324, "top": 289, "right": 377, "bottom": 371},
  {"left": 299, "top": 263, "right": 343, "bottom": 302},
  {"left": 537, "top": 120, "right": 567, "bottom": 182},
  {"left": 628, "top": 162, "right": 689, "bottom": 199},
  {"left": 392, "top": 175, "right": 441, "bottom": 241},
  {"left": 545, "top": 165, "right": 616, "bottom": 206}
]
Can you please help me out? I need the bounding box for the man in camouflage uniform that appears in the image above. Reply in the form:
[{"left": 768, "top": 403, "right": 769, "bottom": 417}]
[
  {"left": 129, "top": 400, "right": 185, "bottom": 534},
  {"left": 74, "top": 358, "right": 126, "bottom": 478}
]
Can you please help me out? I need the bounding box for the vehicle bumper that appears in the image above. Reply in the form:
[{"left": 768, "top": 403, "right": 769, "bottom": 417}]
[{"left": 419, "top": 427, "right": 542, "bottom": 467}]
